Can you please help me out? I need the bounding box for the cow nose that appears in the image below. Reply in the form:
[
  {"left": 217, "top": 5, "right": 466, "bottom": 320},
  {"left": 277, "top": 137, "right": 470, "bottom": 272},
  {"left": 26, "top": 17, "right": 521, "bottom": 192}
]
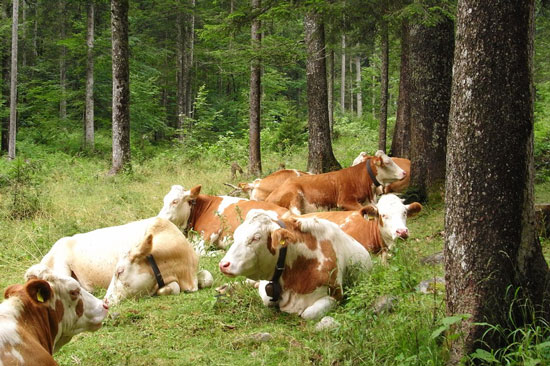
[
  {"left": 102, "top": 299, "right": 110, "bottom": 310},
  {"left": 219, "top": 261, "right": 231, "bottom": 272},
  {"left": 402, "top": 171, "right": 407, "bottom": 177},
  {"left": 396, "top": 228, "right": 409, "bottom": 239}
]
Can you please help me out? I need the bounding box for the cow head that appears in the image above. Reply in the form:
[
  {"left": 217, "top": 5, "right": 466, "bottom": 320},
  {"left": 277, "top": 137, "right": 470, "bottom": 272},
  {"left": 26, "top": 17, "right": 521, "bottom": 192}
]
[
  {"left": 104, "top": 234, "right": 158, "bottom": 305},
  {"left": 158, "top": 184, "right": 201, "bottom": 228},
  {"left": 371, "top": 150, "right": 407, "bottom": 184},
  {"left": 15, "top": 264, "right": 108, "bottom": 352},
  {"left": 352, "top": 151, "right": 368, "bottom": 166},
  {"left": 219, "top": 210, "right": 286, "bottom": 280},
  {"left": 361, "top": 194, "right": 422, "bottom": 244}
]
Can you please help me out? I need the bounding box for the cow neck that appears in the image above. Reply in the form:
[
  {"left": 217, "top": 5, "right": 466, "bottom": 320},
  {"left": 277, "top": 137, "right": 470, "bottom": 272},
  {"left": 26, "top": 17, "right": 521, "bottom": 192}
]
[
  {"left": 185, "top": 195, "right": 209, "bottom": 233},
  {"left": 367, "top": 217, "right": 385, "bottom": 253},
  {"left": 366, "top": 159, "right": 381, "bottom": 187},
  {"left": 19, "top": 296, "right": 60, "bottom": 354},
  {"left": 266, "top": 219, "right": 288, "bottom": 303},
  {"left": 146, "top": 254, "right": 166, "bottom": 292}
]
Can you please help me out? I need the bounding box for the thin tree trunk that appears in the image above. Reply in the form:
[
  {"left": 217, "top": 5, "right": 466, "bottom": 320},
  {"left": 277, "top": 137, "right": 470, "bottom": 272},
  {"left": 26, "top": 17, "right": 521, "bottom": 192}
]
[
  {"left": 378, "top": 20, "right": 389, "bottom": 153},
  {"left": 392, "top": 21, "right": 411, "bottom": 158},
  {"left": 84, "top": 0, "right": 95, "bottom": 149},
  {"left": 184, "top": 0, "right": 195, "bottom": 125},
  {"left": 355, "top": 54, "right": 362, "bottom": 118},
  {"left": 327, "top": 48, "right": 334, "bottom": 137},
  {"left": 304, "top": 11, "right": 341, "bottom": 173},
  {"left": 248, "top": 0, "right": 262, "bottom": 177},
  {"left": 32, "top": 3, "right": 38, "bottom": 59},
  {"left": 1, "top": 1, "right": 10, "bottom": 152},
  {"left": 372, "top": 73, "right": 376, "bottom": 119},
  {"left": 349, "top": 55, "right": 353, "bottom": 115},
  {"left": 59, "top": 0, "right": 67, "bottom": 121},
  {"left": 21, "top": 0, "right": 25, "bottom": 68},
  {"left": 109, "top": 0, "right": 130, "bottom": 174},
  {"left": 176, "top": 8, "right": 185, "bottom": 140},
  {"left": 340, "top": 34, "right": 346, "bottom": 112},
  {"left": 446, "top": 1, "right": 549, "bottom": 363},
  {"left": 8, "top": 0, "right": 19, "bottom": 160}
]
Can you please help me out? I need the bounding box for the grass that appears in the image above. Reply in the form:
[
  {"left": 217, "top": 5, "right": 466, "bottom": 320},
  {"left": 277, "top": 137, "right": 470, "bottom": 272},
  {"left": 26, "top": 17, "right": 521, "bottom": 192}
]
[{"left": 0, "top": 127, "right": 548, "bottom": 366}]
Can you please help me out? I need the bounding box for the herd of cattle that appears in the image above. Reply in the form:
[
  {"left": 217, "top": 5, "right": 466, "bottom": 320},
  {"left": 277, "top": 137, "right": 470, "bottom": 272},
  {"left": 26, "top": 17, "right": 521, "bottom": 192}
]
[{"left": 0, "top": 150, "right": 423, "bottom": 365}]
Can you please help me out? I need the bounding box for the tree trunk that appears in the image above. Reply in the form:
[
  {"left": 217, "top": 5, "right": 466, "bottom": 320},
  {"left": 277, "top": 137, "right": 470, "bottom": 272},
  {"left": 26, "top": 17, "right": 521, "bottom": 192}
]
[
  {"left": 409, "top": 15, "right": 454, "bottom": 200},
  {"left": 176, "top": 8, "right": 185, "bottom": 140},
  {"left": 349, "top": 56, "right": 353, "bottom": 115},
  {"left": 304, "top": 11, "right": 341, "bottom": 174},
  {"left": 340, "top": 34, "right": 346, "bottom": 112},
  {"left": 84, "top": 0, "right": 95, "bottom": 149},
  {"left": 372, "top": 73, "right": 375, "bottom": 119},
  {"left": 8, "top": 0, "right": 19, "bottom": 160},
  {"left": 355, "top": 54, "right": 362, "bottom": 118},
  {"left": 59, "top": 0, "right": 67, "bottom": 121},
  {"left": 1, "top": 1, "right": 9, "bottom": 152},
  {"left": 445, "top": 1, "right": 550, "bottom": 364},
  {"left": 391, "top": 21, "right": 411, "bottom": 158},
  {"left": 248, "top": 0, "right": 262, "bottom": 177},
  {"left": 327, "top": 48, "right": 334, "bottom": 137},
  {"left": 184, "top": 0, "right": 195, "bottom": 124},
  {"left": 109, "top": 0, "right": 130, "bottom": 175},
  {"left": 378, "top": 20, "right": 389, "bottom": 153}
]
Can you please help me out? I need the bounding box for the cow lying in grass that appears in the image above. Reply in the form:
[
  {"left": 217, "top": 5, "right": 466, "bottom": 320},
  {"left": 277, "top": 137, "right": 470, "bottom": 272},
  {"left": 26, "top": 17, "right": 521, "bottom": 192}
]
[
  {"left": 219, "top": 210, "right": 371, "bottom": 319},
  {"left": 238, "top": 169, "right": 312, "bottom": 201},
  {"left": 0, "top": 265, "right": 108, "bottom": 365},
  {"left": 41, "top": 217, "right": 208, "bottom": 303},
  {"left": 265, "top": 150, "right": 407, "bottom": 215},
  {"left": 302, "top": 194, "right": 422, "bottom": 263}
]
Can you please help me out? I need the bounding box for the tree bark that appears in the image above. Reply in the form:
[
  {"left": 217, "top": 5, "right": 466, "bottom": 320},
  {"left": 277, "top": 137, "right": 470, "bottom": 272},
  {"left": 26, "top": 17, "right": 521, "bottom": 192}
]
[
  {"left": 8, "top": 0, "right": 19, "bottom": 160},
  {"left": 340, "top": 34, "right": 346, "bottom": 112},
  {"left": 248, "top": 0, "right": 262, "bottom": 177},
  {"left": 184, "top": 0, "right": 195, "bottom": 121},
  {"left": 355, "top": 54, "right": 362, "bottom": 118},
  {"left": 59, "top": 0, "right": 67, "bottom": 121},
  {"left": 1, "top": 1, "right": 10, "bottom": 152},
  {"left": 349, "top": 55, "right": 353, "bottom": 115},
  {"left": 378, "top": 20, "right": 388, "bottom": 153},
  {"left": 327, "top": 48, "right": 334, "bottom": 137},
  {"left": 409, "top": 15, "right": 454, "bottom": 200},
  {"left": 84, "top": 0, "right": 95, "bottom": 149},
  {"left": 391, "top": 21, "right": 411, "bottom": 158},
  {"left": 304, "top": 11, "right": 341, "bottom": 174},
  {"left": 445, "top": 1, "right": 549, "bottom": 364},
  {"left": 109, "top": 0, "right": 130, "bottom": 174},
  {"left": 176, "top": 7, "right": 185, "bottom": 139}
]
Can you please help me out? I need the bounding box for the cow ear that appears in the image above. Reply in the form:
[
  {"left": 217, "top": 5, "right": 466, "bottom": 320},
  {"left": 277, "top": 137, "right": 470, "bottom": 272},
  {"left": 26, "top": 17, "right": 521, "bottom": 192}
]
[
  {"left": 360, "top": 205, "right": 378, "bottom": 219},
  {"left": 270, "top": 229, "right": 295, "bottom": 251},
  {"left": 25, "top": 279, "right": 52, "bottom": 305},
  {"left": 238, "top": 182, "right": 251, "bottom": 192},
  {"left": 189, "top": 185, "right": 201, "bottom": 199},
  {"left": 131, "top": 234, "right": 154, "bottom": 260},
  {"left": 373, "top": 156, "right": 383, "bottom": 167},
  {"left": 406, "top": 202, "right": 423, "bottom": 217}
]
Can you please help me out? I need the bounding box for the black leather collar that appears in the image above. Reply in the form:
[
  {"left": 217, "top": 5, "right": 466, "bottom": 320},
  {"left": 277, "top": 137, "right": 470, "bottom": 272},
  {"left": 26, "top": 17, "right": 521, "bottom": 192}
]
[
  {"left": 366, "top": 159, "right": 382, "bottom": 187},
  {"left": 146, "top": 254, "right": 165, "bottom": 292},
  {"left": 265, "top": 219, "right": 288, "bottom": 302},
  {"left": 183, "top": 199, "right": 197, "bottom": 236}
]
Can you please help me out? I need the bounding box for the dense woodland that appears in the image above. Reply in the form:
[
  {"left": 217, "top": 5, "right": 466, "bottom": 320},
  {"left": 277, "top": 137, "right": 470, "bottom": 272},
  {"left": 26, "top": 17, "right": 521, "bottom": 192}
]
[{"left": 1, "top": 0, "right": 550, "bottom": 365}]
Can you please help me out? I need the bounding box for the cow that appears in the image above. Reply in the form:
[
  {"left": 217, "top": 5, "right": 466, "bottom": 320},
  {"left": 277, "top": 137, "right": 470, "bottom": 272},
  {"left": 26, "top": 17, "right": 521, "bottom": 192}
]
[
  {"left": 0, "top": 264, "right": 108, "bottom": 365},
  {"left": 157, "top": 184, "right": 288, "bottom": 250},
  {"left": 301, "top": 194, "right": 422, "bottom": 263},
  {"left": 265, "top": 150, "right": 407, "bottom": 215},
  {"left": 218, "top": 210, "right": 372, "bottom": 319},
  {"left": 352, "top": 152, "right": 411, "bottom": 194},
  {"left": 238, "top": 169, "right": 312, "bottom": 201},
  {"left": 40, "top": 217, "right": 207, "bottom": 303}
]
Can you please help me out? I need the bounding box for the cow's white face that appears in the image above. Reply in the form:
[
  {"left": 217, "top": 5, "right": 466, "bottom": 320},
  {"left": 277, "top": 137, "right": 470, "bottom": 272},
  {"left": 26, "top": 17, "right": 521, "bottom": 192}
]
[
  {"left": 373, "top": 150, "right": 407, "bottom": 184},
  {"left": 23, "top": 264, "right": 108, "bottom": 352},
  {"left": 219, "top": 210, "right": 280, "bottom": 280},
  {"left": 158, "top": 185, "right": 201, "bottom": 228},
  {"left": 104, "top": 235, "right": 156, "bottom": 305},
  {"left": 367, "top": 194, "right": 422, "bottom": 243}
]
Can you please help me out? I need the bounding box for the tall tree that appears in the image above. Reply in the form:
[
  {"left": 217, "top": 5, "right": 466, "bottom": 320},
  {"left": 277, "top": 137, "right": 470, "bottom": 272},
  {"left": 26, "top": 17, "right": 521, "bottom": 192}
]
[
  {"left": 327, "top": 47, "right": 334, "bottom": 136},
  {"left": 84, "top": 0, "right": 95, "bottom": 149},
  {"left": 304, "top": 10, "right": 341, "bottom": 173},
  {"left": 340, "top": 34, "right": 346, "bottom": 111},
  {"left": 445, "top": 0, "right": 550, "bottom": 363},
  {"left": 176, "top": 0, "right": 195, "bottom": 138},
  {"left": 8, "top": 0, "right": 19, "bottom": 160},
  {"left": 109, "top": 0, "right": 130, "bottom": 174},
  {"left": 355, "top": 53, "right": 362, "bottom": 117},
  {"left": 391, "top": 20, "right": 411, "bottom": 158},
  {"left": 408, "top": 11, "right": 454, "bottom": 200},
  {"left": 59, "top": 0, "right": 67, "bottom": 121},
  {"left": 378, "top": 19, "right": 388, "bottom": 152},
  {"left": 1, "top": 1, "right": 9, "bottom": 152},
  {"left": 248, "top": 0, "right": 262, "bottom": 176}
]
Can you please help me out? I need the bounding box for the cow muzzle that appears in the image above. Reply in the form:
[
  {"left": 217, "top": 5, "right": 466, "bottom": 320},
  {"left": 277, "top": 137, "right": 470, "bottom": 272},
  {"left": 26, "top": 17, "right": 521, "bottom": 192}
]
[{"left": 396, "top": 228, "right": 409, "bottom": 239}]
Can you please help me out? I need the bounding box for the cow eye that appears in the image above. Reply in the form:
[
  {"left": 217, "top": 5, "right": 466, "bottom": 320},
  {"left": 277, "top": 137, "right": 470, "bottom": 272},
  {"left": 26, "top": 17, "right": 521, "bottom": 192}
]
[
  {"left": 116, "top": 267, "right": 125, "bottom": 277},
  {"left": 172, "top": 199, "right": 179, "bottom": 205},
  {"left": 69, "top": 289, "right": 80, "bottom": 301}
]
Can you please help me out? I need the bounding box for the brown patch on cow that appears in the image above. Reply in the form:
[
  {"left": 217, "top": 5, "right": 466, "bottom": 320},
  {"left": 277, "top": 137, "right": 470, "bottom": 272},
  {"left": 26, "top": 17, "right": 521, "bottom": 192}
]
[{"left": 75, "top": 299, "right": 84, "bottom": 318}]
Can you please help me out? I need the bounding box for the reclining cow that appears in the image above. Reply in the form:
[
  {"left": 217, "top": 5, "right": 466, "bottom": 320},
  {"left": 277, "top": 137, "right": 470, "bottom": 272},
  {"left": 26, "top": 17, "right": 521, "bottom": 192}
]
[
  {"left": 157, "top": 184, "right": 288, "bottom": 251},
  {"left": 41, "top": 217, "right": 208, "bottom": 303},
  {"left": 352, "top": 152, "right": 411, "bottom": 194},
  {"left": 238, "top": 169, "right": 312, "bottom": 201},
  {"left": 0, "top": 264, "right": 108, "bottom": 365},
  {"left": 302, "top": 194, "right": 422, "bottom": 263},
  {"left": 219, "top": 210, "right": 372, "bottom": 319},
  {"left": 265, "top": 150, "right": 407, "bottom": 215}
]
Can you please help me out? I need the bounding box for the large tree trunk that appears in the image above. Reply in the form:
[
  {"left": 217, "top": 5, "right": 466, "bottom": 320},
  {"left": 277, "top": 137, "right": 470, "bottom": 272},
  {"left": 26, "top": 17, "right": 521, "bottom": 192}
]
[
  {"left": 304, "top": 11, "right": 341, "bottom": 174},
  {"left": 8, "top": 0, "right": 19, "bottom": 160},
  {"left": 340, "top": 34, "right": 346, "bottom": 112},
  {"left": 59, "top": 0, "right": 67, "bottom": 121},
  {"left": 109, "top": 0, "right": 130, "bottom": 175},
  {"left": 378, "top": 20, "right": 388, "bottom": 153},
  {"left": 1, "top": 1, "right": 10, "bottom": 152},
  {"left": 84, "top": 0, "right": 95, "bottom": 149},
  {"left": 355, "top": 54, "right": 362, "bottom": 118},
  {"left": 327, "top": 48, "right": 334, "bottom": 137},
  {"left": 391, "top": 21, "right": 411, "bottom": 158},
  {"left": 248, "top": 0, "right": 262, "bottom": 177},
  {"left": 408, "top": 15, "right": 454, "bottom": 200},
  {"left": 445, "top": 1, "right": 549, "bottom": 364}
]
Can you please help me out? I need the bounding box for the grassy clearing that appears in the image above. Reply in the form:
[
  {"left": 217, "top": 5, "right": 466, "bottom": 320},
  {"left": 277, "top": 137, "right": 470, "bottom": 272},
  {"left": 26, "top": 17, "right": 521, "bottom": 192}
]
[{"left": 0, "top": 132, "right": 548, "bottom": 365}]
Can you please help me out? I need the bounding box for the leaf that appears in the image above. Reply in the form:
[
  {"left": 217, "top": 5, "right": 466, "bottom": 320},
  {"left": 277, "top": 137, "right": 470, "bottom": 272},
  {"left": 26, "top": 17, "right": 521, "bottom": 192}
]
[{"left": 470, "top": 348, "right": 498, "bottom": 363}]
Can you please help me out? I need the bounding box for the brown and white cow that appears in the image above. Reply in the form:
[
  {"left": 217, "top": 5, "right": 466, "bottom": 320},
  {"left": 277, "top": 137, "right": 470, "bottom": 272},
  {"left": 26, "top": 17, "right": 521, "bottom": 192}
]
[
  {"left": 219, "top": 210, "right": 371, "bottom": 319},
  {"left": 41, "top": 217, "right": 206, "bottom": 303},
  {"left": 352, "top": 152, "right": 410, "bottom": 194},
  {"left": 238, "top": 169, "right": 312, "bottom": 201},
  {"left": 302, "top": 194, "right": 422, "bottom": 263},
  {"left": 265, "top": 150, "right": 407, "bottom": 215},
  {"left": 157, "top": 185, "right": 288, "bottom": 250},
  {"left": 0, "top": 265, "right": 108, "bottom": 365}
]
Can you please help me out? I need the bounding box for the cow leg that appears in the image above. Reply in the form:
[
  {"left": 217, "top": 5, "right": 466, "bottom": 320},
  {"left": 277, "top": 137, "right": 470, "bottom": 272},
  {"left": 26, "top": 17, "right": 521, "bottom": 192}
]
[
  {"left": 301, "top": 296, "right": 336, "bottom": 320},
  {"left": 157, "top": 281, "right": 181, "bottom": 296}
]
